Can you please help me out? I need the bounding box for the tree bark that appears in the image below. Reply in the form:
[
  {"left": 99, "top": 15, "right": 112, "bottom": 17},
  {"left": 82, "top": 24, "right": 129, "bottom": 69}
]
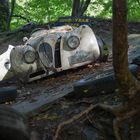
[
  {"left": 113, "top": 0, "right": 133, "bottom": 94},
  {"left": 7, "top": 0, "right": 15, "bottom": 30},
  {"left": 78, "top": 0, "right": 91, "bottom": 16},
  {"left": 104, "top": 0, "right": 140, "bottom": 138},
  {"left": 71, "top": 0, "right": 80, "bottom": 16},
  {"left": 90, "top": 1, "right": 140, "bottom": 139},
  {"left": 71, "top": 0, "right": 91, "bottom": 17},
  {"left": 0, "top": 0, "right": 9, "bottom": 32}
]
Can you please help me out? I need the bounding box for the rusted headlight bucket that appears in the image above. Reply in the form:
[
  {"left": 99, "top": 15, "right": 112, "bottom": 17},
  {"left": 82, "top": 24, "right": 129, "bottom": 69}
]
[
  {"left": 67, "top": 35, "right": 80, "bottom": 49},
  {"left": 23, "top": 46, "right": 36, "bottom": 64}
]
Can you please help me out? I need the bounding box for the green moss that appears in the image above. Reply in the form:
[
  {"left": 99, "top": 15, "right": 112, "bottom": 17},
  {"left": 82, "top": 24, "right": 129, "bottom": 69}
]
[{"left": 103, "top": 44, "right": 109, "bottom": 56}]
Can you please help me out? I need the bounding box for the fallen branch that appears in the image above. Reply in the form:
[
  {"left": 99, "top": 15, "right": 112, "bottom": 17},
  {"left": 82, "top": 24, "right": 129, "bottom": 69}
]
[
  {"left": 53, "top": 104, "right": 96, "bottom": 140},
  {"left": 54, "top": 95, "right": 140, "bottom": 140}
]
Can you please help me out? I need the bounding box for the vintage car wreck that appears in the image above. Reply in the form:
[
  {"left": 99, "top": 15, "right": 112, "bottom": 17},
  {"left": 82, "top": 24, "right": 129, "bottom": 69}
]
[{"left": 0, "top": 25, "right": 108, "bottom": 82}]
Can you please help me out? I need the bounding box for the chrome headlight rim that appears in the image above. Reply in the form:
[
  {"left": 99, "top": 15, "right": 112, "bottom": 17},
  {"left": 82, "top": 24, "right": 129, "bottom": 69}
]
[
  {"left": 23, "top": 49, "right": 36, "bottom": 64},
  {"left": 67, "top": 35, "right": 80, "bottom": 49}
]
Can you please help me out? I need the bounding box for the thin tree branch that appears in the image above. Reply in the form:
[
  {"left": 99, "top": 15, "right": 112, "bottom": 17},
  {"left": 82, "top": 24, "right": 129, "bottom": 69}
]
[
  {"left": 53, "top": 104, "right": 96, "bottom": 140},
  {"left": 79, "top": 0, "right": 84, "bottom": 13},
  {"left": 7, "top": 0, "right": 15, "bottom": 30},
  {"left": 78, "top": 0, "right": 91, "bottom": 16},
  {"left": 12, "top": 14, "right": 30, "bottom": 22}
]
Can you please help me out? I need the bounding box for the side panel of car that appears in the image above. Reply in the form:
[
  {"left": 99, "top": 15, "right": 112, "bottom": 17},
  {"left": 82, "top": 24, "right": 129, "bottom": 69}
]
[{"left": 0, "top": 25, "right": 103, "bottom": 83}]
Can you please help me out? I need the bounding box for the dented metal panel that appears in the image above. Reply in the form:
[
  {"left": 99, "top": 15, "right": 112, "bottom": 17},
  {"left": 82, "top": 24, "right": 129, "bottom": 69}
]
[{"left": 60, "top": 25, "right": 100, "bottom": 70}]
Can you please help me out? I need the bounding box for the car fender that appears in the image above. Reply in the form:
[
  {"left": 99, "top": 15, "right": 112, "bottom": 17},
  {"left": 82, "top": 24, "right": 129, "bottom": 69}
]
[
  {"left": 0, "top": 45, "right": 14, "bottom": 81},
  {"left": 60, "top": 25, "right": 100, "bottom": 70}
]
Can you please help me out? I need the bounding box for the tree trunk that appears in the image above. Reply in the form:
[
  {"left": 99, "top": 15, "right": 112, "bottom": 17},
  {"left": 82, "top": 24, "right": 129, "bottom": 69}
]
[
  {"left": 71, "top": 0, "right": 91, "bottom": 17},
  {"left": 90, "top": 1, "right": 140, "bottom": 139},
  {"left": 0, "top": 0, "right": 9, "bottom": 32},
  {"left": 113, "top": 0, "right": 133, "bottom": 94},
  {"left": 7, "top": 0, "right": 16, "bottom": 31},
  {"left": 106, "top": 0, "right": 140, "bottom": 139},
  {"left": 71, "top": 0, "right": 80, "bottom": 16},
  {"left": 78, "top": 0, "right": 91, "bottom": 16}
]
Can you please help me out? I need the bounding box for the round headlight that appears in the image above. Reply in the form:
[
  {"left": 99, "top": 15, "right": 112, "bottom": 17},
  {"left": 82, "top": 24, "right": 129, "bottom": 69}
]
[
  {"left": 23, "top": 50, "right": 36, "bottom": 64},
  {"left": 67, "top": 35, "right": 80, "bottom": 49}
]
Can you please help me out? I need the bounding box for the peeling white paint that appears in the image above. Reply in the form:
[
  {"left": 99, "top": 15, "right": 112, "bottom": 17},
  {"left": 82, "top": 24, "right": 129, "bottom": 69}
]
[{"left": 0, "top": 45, "right": 14, "bottom": 81}]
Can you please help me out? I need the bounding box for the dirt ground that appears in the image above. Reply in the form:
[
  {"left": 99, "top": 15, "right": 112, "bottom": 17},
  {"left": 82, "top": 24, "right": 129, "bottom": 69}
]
[{"left": 0, "top": 20, "right": 140, "bottom": 140}]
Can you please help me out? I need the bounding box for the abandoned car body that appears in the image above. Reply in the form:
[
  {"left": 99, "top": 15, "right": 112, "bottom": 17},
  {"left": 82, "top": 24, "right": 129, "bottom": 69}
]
[{"left": 0, "top": 25, "right": 108, "bottom": 82}]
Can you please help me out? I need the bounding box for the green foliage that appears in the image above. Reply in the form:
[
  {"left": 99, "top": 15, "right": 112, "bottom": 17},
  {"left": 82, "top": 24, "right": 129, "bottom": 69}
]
[
  {"left": 11, "top": 0, "right": 72, "bottom": 29},
  {"left": 10, "top": 0, "right": 140, "bottom": 30},
  {"left": 86, "top": 0, "right": 112, "bottom": 18},
  {"left": 128, "top": 0, "right": 140, "bottom": 21},
  {"left": 86, "top": 0, "right": 140, "bottom": 21}
]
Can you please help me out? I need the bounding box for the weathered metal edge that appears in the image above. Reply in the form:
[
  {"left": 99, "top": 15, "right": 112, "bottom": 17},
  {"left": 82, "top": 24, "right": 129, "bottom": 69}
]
[{"left": 12, "top": 85, "right": 74, "bottom": 118}]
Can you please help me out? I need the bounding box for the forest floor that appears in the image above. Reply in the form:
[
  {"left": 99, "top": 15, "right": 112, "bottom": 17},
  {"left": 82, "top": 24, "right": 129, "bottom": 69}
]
[{"left": 0, "top": 19, "right": 140, "bottom": 140}]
